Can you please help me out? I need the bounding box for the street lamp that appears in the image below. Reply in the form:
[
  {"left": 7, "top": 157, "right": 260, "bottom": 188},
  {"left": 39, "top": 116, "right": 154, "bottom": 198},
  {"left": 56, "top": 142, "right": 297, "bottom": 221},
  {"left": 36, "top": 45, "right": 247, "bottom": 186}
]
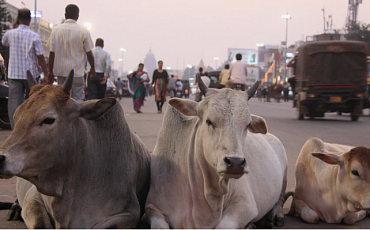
[
  {"left": 166, "top": 67, "right": 171, "bottom": 70},
  {"left": 256, "top": 43, "right": 264, "bottom": 47},
  {"left": 84, "top": 22, "right": 92, "bottom": 31},
  {"left": 213, "top": 57, "right": 219, "bottom": 70},
  {"left": 119, "top": 48, "right": 126, "bottom": 78},
  {"left": 281, "top": 13, "right": 291, "bottom": 83},
  {"left": 186, "top": 64, "right": 192, "bottom": 68}
]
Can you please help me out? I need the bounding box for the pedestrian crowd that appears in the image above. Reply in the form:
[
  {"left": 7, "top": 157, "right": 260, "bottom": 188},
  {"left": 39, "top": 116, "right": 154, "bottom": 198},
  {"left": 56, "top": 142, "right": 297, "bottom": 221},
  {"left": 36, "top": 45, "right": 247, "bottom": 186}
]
[{"left": 1, "top": 5, "right": 297, "bottom": 121}]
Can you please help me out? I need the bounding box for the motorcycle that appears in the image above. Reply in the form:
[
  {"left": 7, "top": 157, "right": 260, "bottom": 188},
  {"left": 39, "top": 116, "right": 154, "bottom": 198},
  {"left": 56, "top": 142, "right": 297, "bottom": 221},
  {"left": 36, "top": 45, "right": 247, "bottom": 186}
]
[
  {"left": 232, "top": 83, "right": 243, "bottom": 91},
  {"left": 106, "top": 88, "right": 122, "bottom": 101},
  {"left": 0, "top": 82, "right": 11, "bottom": 130}
]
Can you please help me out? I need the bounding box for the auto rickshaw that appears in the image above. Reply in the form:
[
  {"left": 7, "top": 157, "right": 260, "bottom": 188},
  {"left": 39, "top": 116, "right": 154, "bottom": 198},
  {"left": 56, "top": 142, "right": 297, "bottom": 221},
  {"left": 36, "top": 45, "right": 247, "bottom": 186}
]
[{"left": 294, "top": 41, "right": 368, "bottom": 121}]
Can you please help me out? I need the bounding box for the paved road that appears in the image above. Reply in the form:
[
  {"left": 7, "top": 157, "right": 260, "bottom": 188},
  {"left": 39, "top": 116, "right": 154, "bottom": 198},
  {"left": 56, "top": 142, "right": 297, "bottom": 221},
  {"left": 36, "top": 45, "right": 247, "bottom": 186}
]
[{"left": 0, "top": 95, "right": 369, "bottom": 228}]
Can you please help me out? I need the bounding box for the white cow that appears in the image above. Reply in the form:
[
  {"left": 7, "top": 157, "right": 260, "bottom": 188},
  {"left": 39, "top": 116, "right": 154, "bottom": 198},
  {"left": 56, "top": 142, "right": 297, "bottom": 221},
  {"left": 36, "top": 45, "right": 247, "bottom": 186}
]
[
  {"left": 145, "top": 78, "right": 288, "bottom": 228},
  {"left": 289, "top": 137, "right": 370, "bottom": 224},
  {"left": 0, "top": 71, "right": 151, "bottom": 228}
]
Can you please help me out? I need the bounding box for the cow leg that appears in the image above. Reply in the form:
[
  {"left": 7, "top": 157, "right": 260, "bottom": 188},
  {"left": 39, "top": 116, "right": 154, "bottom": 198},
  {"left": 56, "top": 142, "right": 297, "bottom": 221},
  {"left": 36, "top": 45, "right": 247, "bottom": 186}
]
[
  {"left": 94, "top": 212, "right": 140, "bottom": 229},
  {"left": 215, "top": 202, "right": 258, "bottom": 229},
  {"left": 21, "top": 186, "right": 53, "bottom": 228},
  {"left": 94, "top": 197, "right": 141, "bottom": 228},
  {"left": 343, "top": 211, "right": 367, "bottom": 225},
  {"left": 146, "top": 204, "right": 170, "bottom": 229},
  {"left": 294, "top": 199, "right": 319, "bottom": 224}
]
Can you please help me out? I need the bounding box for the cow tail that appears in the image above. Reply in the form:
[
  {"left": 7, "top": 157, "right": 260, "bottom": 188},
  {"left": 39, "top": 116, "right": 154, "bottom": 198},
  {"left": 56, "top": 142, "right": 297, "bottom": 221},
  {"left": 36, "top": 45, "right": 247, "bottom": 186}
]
[{"left": 283, "top": 191, "right": 295, "bottom": 216}]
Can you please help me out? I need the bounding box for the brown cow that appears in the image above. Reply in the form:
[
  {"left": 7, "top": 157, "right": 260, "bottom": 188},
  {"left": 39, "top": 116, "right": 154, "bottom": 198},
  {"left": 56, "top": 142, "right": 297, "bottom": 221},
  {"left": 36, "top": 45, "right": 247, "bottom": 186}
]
[{"left": 288, "top": 137, "right": 370, "bottom": 224}]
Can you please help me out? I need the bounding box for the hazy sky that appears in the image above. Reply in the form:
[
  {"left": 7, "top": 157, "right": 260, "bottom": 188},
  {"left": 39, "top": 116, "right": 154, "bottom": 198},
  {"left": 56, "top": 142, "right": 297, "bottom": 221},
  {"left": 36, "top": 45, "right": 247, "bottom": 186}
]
[{"left": 6, "top": 0, "right": 370, "bottom": 73}]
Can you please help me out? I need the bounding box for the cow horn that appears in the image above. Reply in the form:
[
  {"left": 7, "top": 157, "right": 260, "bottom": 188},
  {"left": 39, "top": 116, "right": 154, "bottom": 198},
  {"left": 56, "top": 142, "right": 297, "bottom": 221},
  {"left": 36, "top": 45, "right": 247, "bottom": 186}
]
[
  {"left": 62, "top": 70, "right": 74, "bottom": 94},
  {"left": 197, "top": 74, "right": 208, "bottom": 97},
  {"left": 27, "top": 70, "right": 38, "bottom": 88},
  {"left": 246, "top": 81, "right": 260, "bottom": 100}
]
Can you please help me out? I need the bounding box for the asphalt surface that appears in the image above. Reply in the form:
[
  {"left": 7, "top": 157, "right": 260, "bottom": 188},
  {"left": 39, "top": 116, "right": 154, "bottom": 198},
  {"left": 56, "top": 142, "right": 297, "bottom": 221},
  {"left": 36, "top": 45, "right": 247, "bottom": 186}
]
[{"left": 0, "top": 94, "right": 369, "bottom": 229}]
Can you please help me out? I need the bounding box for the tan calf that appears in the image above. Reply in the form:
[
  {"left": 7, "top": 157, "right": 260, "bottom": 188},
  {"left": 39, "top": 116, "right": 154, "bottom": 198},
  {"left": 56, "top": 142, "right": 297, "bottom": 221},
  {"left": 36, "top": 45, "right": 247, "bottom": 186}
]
[{"left": 290, "top": 137, "right": 370, "bottom": 224}]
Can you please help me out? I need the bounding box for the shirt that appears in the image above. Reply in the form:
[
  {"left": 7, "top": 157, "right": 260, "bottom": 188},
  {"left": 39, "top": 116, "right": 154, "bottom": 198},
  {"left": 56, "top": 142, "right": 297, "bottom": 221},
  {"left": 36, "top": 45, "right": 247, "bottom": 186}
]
[
  {"left": 196, "top": 76, "right": 211, "bottom": 93},
  {"left": 219, "top": 69, "right": 230, "bottom": 85},
  {"left": 169, "top": 77, "right": 177, "bottom": 89},
  {"left": 230, "top": 61, "right": 248, "bottom": 85},
  {"left": 47, "top": 19, "right": 94, "bottom": 78},
  {"left": 116, "top": 81, "right": 124, "bottom": 89},
  {"left": 1, "top": 25, "right": 44, "bottom": 79},
  {"left": 86, "top": 46, "right": 111, "bottom": 77}
]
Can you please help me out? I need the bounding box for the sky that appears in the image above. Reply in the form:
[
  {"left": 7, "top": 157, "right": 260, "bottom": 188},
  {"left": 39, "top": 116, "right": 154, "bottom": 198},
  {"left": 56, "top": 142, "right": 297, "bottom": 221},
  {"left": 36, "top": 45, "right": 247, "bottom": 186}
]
[{"left": 6, "top": 0, "right": 370, "bottom": 73}]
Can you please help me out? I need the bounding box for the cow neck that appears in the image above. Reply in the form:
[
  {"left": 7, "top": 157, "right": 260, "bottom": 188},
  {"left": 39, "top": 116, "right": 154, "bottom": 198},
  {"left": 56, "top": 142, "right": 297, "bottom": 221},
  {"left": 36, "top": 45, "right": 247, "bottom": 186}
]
[{"left": 187, "top": 123, "right": 228, "bottom": 225}]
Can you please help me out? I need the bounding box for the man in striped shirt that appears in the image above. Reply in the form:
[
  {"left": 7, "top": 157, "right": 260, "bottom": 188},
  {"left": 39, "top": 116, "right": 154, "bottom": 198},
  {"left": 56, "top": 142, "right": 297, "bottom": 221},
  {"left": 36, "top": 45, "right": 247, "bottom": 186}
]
[
  {"left": 47, "top": 4, "right": 95, "bottom": 102},
  {"left": 1, "top": 8, "right": 48, "bottom": 129}
]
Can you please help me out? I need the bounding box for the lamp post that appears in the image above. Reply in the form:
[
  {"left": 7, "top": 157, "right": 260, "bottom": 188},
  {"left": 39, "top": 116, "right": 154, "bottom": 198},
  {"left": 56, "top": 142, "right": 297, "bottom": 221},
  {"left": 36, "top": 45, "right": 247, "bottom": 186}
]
[
  {"left": 213, "top": 57, "right": 219, "bottom": 70},
  {"left": 119, "top": 48, "right": 126, "bottom": 78},
  {"left": 281, "top": 14, "right": 291, "bottom": 83}
]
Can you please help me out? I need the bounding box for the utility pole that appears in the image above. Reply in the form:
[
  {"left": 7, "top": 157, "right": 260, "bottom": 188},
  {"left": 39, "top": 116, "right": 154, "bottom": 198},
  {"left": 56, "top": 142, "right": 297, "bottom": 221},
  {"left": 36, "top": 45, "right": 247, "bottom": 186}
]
[{"left": 322, "top": 8, "right": 326, "bottom": 33}]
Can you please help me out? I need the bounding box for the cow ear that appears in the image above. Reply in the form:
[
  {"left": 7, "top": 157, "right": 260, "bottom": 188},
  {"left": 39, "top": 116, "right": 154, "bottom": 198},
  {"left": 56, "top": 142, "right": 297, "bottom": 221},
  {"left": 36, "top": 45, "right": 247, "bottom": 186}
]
[
  {"left": 248, "top": 115, "right": 267, "bottom": 134},
  {"left": 169, "top": 98, "right": 198, "bottom": 116},
  {"left": 79, "top": 98, "right": 116, "bottom": 120},
  {"left": 312, "top": 153, "right": 343, "bottom": 165}
]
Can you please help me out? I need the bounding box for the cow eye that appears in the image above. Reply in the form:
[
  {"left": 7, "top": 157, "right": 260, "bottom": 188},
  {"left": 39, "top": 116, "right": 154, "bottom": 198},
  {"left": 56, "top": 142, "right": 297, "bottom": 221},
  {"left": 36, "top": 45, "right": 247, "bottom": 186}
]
[
  {"left": 40, "top": 118, "right": 55, "bottom": 126},
  {"left": 351, "top": 170, "right": 359, "bottom": 177},
  {"left": 206, "top": 119, "right": 213, "bottom": 126}
]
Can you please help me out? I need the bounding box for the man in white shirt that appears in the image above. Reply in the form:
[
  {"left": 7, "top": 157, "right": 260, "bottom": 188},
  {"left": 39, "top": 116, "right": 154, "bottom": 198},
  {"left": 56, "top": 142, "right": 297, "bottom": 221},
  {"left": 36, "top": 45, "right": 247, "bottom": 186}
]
[
  {"left": 226, "top": 53, "right": 248, "bottom": 91},
  {"left": 86, "top": 38, "right": 111, "bottom": 99}
]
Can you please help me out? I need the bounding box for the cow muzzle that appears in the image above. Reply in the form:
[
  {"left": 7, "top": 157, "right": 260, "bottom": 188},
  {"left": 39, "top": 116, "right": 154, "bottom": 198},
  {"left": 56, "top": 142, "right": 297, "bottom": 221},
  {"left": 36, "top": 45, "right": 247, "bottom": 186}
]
[
  {"left": 0, "top": 155, "right": 15, "bottom": 179},
  {"left": 218, "top": 156, "right": 248, "bottom": 179}
]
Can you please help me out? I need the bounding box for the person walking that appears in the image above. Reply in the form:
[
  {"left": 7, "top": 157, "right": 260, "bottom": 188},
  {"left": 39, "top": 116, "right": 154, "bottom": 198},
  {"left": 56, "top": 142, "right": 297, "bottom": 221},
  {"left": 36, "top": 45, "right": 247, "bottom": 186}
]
[
  {"left": 287, "top": 51, "right": 298, "bottom": 107},
  {"left": 1, "top": 8, "right": 48, "bottom": 129},
  {"left": 151, "top": 60, "right": 169, "bottom": 113},
  {"left": 168, "top": 74, "right": 177, "bottom": 98},
  {"left": 283, "top": 83, "right": 290, "bottom": 102},
  {"left": 86, "top": 38, "right": 111, "bottom": 100},
  {"left": 47, "top": 4, "right": 95, "bottom": 103},
  {"left": 115, "top": 78, "right": 124, "bottom": 99},
  {"left": 226, "top": 53, "right": 248, "bottom": 91},
  {"left": 127, "top": 63, "right": 149, "bottom": 113},
  {"left": 218, "top": 64, "right": 230, "bottom": 89}
]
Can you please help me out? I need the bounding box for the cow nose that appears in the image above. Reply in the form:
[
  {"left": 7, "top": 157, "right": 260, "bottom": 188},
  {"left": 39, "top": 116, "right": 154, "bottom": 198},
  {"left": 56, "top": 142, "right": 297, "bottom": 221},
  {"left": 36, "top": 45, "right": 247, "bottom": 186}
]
[
  {"left": 0, "top": 155, "right": 4, "bottom": 163},
  {"left": 223, "top": 157, "right": 247, "bottom": 174}
]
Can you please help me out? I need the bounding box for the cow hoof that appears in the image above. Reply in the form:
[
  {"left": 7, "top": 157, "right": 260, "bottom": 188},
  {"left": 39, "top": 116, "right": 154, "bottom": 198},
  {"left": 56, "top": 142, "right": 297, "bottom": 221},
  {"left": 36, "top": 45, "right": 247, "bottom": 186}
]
[
  {"left": 275, "top": 217, "right": 284, "bottom": 227},
  {"left": 246, "top": 223, "right": 256, "bottom": 229},
  {"left": 7, "top": 200, "right": 22, "bottom": 221}
]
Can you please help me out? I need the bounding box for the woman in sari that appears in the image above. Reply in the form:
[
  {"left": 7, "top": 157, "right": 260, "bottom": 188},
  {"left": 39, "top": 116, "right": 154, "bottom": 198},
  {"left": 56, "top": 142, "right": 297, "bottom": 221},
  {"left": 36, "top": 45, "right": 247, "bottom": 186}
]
[
  {"left": 127, "top": 63, "right": 150, "bottom": 113},
  {"left": 151, "top": 60, "right": 169, "bottom": 113}
]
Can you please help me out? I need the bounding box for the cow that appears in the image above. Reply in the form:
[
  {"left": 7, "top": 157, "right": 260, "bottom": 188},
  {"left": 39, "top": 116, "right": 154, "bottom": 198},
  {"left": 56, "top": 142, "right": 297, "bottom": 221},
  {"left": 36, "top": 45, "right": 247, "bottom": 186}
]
[
  {"left": 0, "top": 70, "right": 151, "bottom": 228},
  {"left": 288, "top": 137, "right": 370, "bottom": 224},
  {"left": 145, "top": 77, "right": 288, "bottom": 228},
  {"left": 267, "top": 83, "right": 283, "bottom": 102}
]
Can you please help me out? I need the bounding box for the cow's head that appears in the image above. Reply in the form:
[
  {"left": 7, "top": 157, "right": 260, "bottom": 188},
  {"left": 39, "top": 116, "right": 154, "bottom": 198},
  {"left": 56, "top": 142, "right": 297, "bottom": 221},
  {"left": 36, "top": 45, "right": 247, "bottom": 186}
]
[
  {"left": 313, "top": 146, "right": 370, "bottom": 211},
  {"left": 0, "top": 70, "right": 116, "bottom": 196},
  {"left": 169, "top": 76, "right": 266, "bottom": 180}
]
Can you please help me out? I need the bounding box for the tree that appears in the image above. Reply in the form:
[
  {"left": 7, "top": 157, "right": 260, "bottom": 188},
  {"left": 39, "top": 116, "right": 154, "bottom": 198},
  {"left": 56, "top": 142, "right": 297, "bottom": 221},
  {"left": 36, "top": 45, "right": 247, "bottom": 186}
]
[
  {"left": 0, "top": 0, "right": 10, "bottom": 42},
  {"left": 345, "top": 22, "right": 370, "bottom": 54}
]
